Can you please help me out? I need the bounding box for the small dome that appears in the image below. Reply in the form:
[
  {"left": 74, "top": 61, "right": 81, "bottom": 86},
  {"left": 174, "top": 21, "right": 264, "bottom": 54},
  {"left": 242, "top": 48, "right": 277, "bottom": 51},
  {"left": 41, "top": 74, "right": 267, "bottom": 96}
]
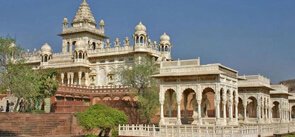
[
  {"left": 41, "top": 43, "right": 52, "bottom": 53},
  {"left": 75, "top": 40, "right": 86, "bottom": 51},
  {"left": 160, "top": 33, "right": 170, "bottom": 42},
  {"left": 135, "top": 22, "right": 147, "bottom": 35},
  {"left": 99, "top": 19, "right": 105, "bottom": 26}
]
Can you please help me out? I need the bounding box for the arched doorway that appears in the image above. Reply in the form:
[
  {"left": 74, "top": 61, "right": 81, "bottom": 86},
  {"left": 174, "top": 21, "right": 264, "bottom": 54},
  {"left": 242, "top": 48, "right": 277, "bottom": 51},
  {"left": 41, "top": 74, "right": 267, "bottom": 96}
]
[
  {"left": 181, "top": 88, "right": 196, "bottom": 124},
  {"left": 238, "top": 97, "right": 244, "bottom": 120},
  {"left": 247, "top": 96, "right": 257, "bottom": 118},
  {"left": 272, "top": 101, "right": 280, "bottom": 118},
  {"left": 291, "top": 105, "right": 295, "bottom": 120},
  {"left": 201, "top": 88, "right": 215, "bottom": 117},
  {"left": 164, "top": 89, "right": 177, "bottom": 117}
]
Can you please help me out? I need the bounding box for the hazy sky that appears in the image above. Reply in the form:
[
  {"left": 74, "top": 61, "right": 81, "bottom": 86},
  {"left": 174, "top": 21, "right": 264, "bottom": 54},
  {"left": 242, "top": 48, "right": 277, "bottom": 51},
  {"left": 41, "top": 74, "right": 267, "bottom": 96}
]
[{"left": 0, "top": 0, "right": 294, "bottom": 83}]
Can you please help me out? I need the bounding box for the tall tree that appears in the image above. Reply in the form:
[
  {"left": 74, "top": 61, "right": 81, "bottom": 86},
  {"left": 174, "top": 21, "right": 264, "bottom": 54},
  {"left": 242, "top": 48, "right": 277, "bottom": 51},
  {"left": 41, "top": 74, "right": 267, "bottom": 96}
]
[
  {"left": 0, "top": 37, "right": 58, "bottom": 112},
  {"left": 119, "top": 58, "right": 159, "bottom": 123}
]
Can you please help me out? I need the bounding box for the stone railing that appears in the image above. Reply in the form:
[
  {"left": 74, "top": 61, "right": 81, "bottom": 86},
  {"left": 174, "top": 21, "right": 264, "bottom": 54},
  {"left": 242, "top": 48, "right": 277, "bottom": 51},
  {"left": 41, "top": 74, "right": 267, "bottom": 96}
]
[
  {"left": 271, "top": 84, "right": 289, "bottom": 94},
  {"left": 119, "top": 124, "right": 259, "bottom": 137},
  {"left": 238, "top": 75, "right": 271, "bottom": 88},
  {"left": 57, "top": 84, "right": 130, "bottom": 95},
  {"left": 119, "top": 122, "right": 295, "bottom": 137},
  {"left": 61, "top": 26, "right": 104, "bottom": 36},
  {"left": 159, "top": 64, "right": 220, "bottom": 75},
  {"left": 161, "top": 59, "right": 200, "bottom": 68},
  {"left": 88, "top": 45, "right": 161, "bottom": 58}
]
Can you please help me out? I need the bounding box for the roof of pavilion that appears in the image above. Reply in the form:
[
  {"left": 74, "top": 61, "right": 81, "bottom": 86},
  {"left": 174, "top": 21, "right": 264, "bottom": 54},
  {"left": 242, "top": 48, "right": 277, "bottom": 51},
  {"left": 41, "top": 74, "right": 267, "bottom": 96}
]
[
  {"left": 238, "top": 75, "right": 274, "bottom": 90},
  {"left": 152, "top": 59, "right": 238, "bottom": 78}
]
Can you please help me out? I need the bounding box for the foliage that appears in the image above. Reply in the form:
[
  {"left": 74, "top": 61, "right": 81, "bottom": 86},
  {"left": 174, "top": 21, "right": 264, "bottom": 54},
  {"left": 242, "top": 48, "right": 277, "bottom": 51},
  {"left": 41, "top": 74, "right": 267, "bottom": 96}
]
[
  {"left": 0, "top": 37, "right": 58, "bottom": 112},
  {"left": 76, "top": 104, "right": 128, "bottom": 136},
  {"left": 37, "top": 68, "right": 58, "bottom": 98},
  {"left": 85, "top": 134, "right": 97, "bottom": 137},
  {"left": 0, "top": 37, "right": 22, "bottom": 70},
  {"left": 118, "top": 58, "right": 159, "bottom": 123}
]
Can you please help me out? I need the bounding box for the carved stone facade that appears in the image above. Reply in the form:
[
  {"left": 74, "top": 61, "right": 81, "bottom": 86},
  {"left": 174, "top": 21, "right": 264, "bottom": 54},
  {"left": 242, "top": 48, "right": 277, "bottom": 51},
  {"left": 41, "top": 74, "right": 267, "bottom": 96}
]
[{"left": 24, "top": 0, "right": 172, "bottom": 87}]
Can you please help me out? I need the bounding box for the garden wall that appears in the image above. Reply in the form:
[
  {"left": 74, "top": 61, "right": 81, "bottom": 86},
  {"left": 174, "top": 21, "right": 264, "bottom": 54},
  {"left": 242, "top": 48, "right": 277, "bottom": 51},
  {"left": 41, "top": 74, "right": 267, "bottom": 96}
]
[{"left": 0, "top": 113, "right": 83, "bottom": 137}]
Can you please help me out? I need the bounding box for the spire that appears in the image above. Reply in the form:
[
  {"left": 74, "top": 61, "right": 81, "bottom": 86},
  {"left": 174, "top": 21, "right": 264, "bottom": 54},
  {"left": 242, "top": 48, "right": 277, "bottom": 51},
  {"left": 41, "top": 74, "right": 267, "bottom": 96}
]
[{"left": 72, "top": 0, "right": 96, "bottom": 26}]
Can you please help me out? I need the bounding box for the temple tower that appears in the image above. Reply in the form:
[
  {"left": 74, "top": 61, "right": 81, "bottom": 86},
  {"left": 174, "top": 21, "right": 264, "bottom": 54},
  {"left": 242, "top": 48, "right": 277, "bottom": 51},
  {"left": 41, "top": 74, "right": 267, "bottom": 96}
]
[{"left": 59, "top": 0, "right": 107, "bottom": 54}]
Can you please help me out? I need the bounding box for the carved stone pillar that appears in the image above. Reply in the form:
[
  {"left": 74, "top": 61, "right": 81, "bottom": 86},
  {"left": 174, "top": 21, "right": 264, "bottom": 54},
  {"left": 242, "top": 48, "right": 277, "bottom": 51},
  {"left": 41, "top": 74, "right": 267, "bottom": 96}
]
[
  {"left": 85, "top": 72, "right": 89, "bottom": 86},
  {"left": 176, "top": 87, "right": 182, "bottom": 125},
  {"left": 176, "top": 102, "right": 181, "bottom": 125},
  {"left": 235, "top": 101, "right": 238, "bottom": 123},
  {"left": 222, "top": 91, "right": 227, "bottom": 124},
  {"left": 78, "top": 71, "right": 82, "bottom": 86},
  {"left": 197, "top": 100, "right": 202, "bottom": 125},
  {"left": 61, "top": 73, "right": 64, "bottom": 84},
  {"left": 67, "top": 73, "right": 70, "bottom": 85},
  {"left": 71, "top": 72, "right": 74, "bottom": 85},
  {"left": 159, "top": 90, "right": 165, "bottom": 125},
  {"left": 223, "top": 100, "right": 227, "bottom": 123},
  {"left": 257, "top": 102, "right": 261, "bottom": 123},
  {"left": 261, "top": 99, "right": 265, "bottom": 120},
  {"left": 243, "top": 103, "right": 247, "bottom": 122},
  {"left": 228, "top": 93, "right": 233, "bottom": 123}
]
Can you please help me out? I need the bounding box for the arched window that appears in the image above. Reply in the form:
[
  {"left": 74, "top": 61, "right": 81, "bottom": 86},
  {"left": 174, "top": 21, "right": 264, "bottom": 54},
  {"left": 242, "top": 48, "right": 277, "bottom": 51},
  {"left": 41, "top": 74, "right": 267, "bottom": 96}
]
[
  {"left": 72, "top": 41, "right": 76, "bottom": 52},
  {"left": 67, "top": 42, "right": 70, "bottom": 52},
  {"left": 140, "top": 36, "right": 144, "bottom": 44},
  {"left": 79, "top": 52, "right": 83, "bottom": 59},
  {"left": 44, "top": 55, "right": 48, "bottom": 62},
  {"left": 165, "top": 46, "right": 168, "bottom": 51},
  {"left": 92, "top": 42, "right": 96, "bottom": 50}
]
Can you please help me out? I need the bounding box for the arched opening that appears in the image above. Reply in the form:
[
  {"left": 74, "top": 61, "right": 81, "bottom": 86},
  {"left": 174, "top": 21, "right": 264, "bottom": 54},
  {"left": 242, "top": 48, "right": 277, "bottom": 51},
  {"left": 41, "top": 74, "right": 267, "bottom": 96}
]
[
  {"left": 67, "top": 42, "right": 70, "bottom": 52},
  {"left": 78, "top": 52, "right": 83, "bottom": 59},
  {"left": 291, "top": 105, "right": 295, "bottom": 119},
  {"left": 102, "top": 96, "right": 112, "bottom": 101},
  {"left": 165, "top": 46, "right": 168, "bottom": 52},
  {"left": 164, "top": 89, "right": 177, "bottom": 117},
  {"left": 140, "top": 36, "right": 144, "bottom": 44},
  {"left": 247, "top": 96, "right": 257, "bottom": 118},
  {"left": 181, "top": 88, "right": 196, "bottom": 124},
  {"left": 122, "top": 96, "right": 132, "bottom": 101},
  {"left": 72, "top": 41, "right": 76, "bottom": 52},
  {"left": 238, "top": 97, "right": 244, "bottom": 120},
  {"left": 113, "top": 97, "right": 120, "bottom": 101},
  {"left": 93, "top": 97, "right": 101, "bottom": 104},
  {"left": 201, "top": 88, "right": 215, "bottom": 117},
  {"left": 272, "top": 101, "right": 280, "bottom": 118},
  {"left": 92, "top": 42, "right": 96, "bottom": 50},
  {"left": 44, "top": 55, "right": 48, "bottom": 62}
]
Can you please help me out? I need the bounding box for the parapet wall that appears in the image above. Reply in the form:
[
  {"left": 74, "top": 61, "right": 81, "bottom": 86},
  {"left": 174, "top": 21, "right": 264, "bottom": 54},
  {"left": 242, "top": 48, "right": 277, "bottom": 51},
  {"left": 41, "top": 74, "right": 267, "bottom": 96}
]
[{"left": 0, "top": 113, "right": 83, "bottom": 137}]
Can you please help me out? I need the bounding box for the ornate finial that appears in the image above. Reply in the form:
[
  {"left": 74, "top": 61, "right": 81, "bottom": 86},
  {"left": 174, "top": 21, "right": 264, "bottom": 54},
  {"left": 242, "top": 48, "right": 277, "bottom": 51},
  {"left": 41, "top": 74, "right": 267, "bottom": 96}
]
[
  {"left": 106, "top": 39, "right": 110, "bottom": 48},
  {"left": 114, "top": 38, "right": 120, "bottom": 47},
  {"left": 99, "top": 19, "right": 105, "bottom": 26},
  {"left": 124, "top": 37, "right": 130, "bottom": 47}
]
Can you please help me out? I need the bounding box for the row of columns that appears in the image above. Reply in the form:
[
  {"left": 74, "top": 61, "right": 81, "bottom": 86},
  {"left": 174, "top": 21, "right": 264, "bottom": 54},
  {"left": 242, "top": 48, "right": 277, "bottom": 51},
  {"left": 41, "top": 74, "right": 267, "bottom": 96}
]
[
  {"left": 241, "top": 96, "right": 291, "bottom": 123},
  {"left": 159, "top": 86, "right": 238, "bottom": 126},
  {"left": 60, "top": 72, "right": 89, "bottom": 86}
]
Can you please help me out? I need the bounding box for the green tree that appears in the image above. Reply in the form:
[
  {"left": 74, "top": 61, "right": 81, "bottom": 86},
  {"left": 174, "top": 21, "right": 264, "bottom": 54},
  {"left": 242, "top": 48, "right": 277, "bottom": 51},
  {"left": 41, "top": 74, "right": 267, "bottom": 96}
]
[
  {"left": 0, "top": 37, "right": 58, "bottom": 112},
  {"left": 119, "top": 58, "right": 159, "bottom": 124},
  {"left": 76, "top": 104, "right": 128, "bottom": 137},
  {"left": 0, "top": 61, "right": 40, "bottom": 111}
]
